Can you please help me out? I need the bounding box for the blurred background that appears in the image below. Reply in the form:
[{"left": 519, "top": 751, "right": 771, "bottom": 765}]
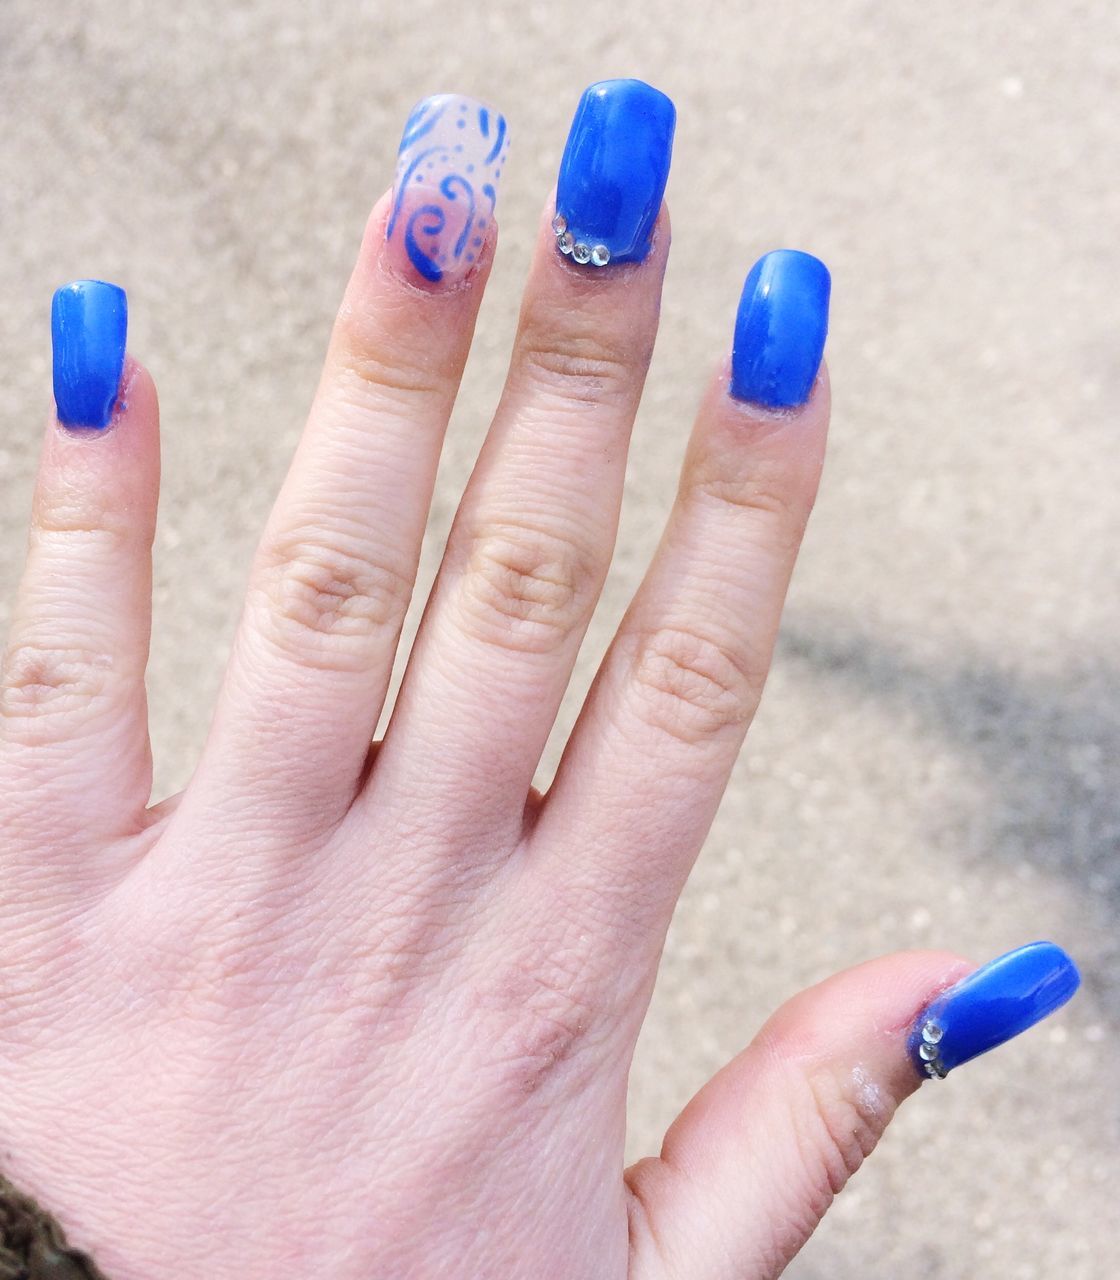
[{"left": 1, "top": 1, "right": 1117, "bottom": 1274}]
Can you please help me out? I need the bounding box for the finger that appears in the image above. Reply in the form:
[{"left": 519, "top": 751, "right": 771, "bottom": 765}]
[
  {"left": 1, "top": 280, "right": 159, "bottom": 861},
  {"left": 626, "top": 943, "right": 1080, "bottom": 1280},
  {"left": 185, "top": 95, "right": 509, "bottom": 838},
  {"left": 368, "top": 79, "right": 676, "bottom": 849},
  {"left": 534, "top": 250, "right": 830, "bottom": 935}
]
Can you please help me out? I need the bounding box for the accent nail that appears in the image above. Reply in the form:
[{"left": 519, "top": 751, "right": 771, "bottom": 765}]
[
  {"left": 386, "top": 94, "right": 510, "bottom": 285},
  {"left": 553, "top": 78, "right": 676, "bottom": 268},
  {"left": 730, "top": 250, "right": 830, "bottom": 409},
  {"left": 910, "top": 942, "right": 1080, "bottom": 1080},
  {"left": 51, "top": 280, "right": 128, "bottom": 429}
]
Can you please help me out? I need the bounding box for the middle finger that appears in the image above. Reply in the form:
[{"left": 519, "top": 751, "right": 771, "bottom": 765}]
[{"left": 367, "top": 80, "right": 676, "bottom": 853}]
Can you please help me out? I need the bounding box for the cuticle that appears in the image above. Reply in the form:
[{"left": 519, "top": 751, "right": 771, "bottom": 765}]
[
  {"left": 380, "top": 229, "right": 495, "bottom": 298},
  {"left": 553, "top": 247, "right": 645, "bottom": 284},
  {"left": 725, "top": 389, "right": 805, "bottom": 420}
]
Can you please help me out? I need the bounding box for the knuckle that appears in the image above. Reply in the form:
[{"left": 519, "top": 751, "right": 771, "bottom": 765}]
[
  {"left": 795, "top": 1063, "right": 892, "bottom": 1203},
  {"left": 0, "top": 640, "right": 113, "bottom": 732},
  {"left": 254, "top": 529, "right": 413, "bottom": 669},
  {"left": 518, "top": 326, "right": 637, "bottom": 407},
  {"left": 692, "top": 470, "right": 809, "bottom": 547},
  {"left": 335, "top": 325, "right": 447, "bottom": 408},
  {"left": 31, "top": 490, "right": 146, "bottom": 554},
  {"left": 457, "top": 521, "right": 594, "bottom": 655},
  {"left": 628, "top": 626, "right": 760, "bottom": 747}
]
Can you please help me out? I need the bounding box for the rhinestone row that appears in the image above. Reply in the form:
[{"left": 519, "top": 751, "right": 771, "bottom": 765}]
[
  {"left": 917, "top": 1019, "right": 947, "bottom": 1079},
  {"left": 551, "top": 214, "right": 610, "bottom": 267}
]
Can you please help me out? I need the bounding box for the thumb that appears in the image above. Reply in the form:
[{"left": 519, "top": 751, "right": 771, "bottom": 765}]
[{"left": 625, "top": 943, "right": 1079, "bottom": 1280}]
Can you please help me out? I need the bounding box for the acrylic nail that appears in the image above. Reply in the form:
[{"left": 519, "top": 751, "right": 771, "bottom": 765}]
[
  {"left": 386, "top": 94, "right": 510, "bottom": 285},
  {"left": 910, "top": 941, "right": 1080, "bottom": 1080},
  {"left": 51, "top": 280, "right": 128, "bottom": 429},
  {"left": 730, "top": 250, "right": 830, "bottom": 409},
  {"left": 552, "top": 78, "right": 676, "bottom": 268}
]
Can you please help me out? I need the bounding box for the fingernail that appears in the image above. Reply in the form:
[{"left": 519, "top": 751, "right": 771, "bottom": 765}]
[
  {"left": 910, "top": 941, "right": 1080, "bottom": 1080},
  {"left": 51, "top": 280, "right": 128, "bottom": 429},
  {"left": 386, "top": 94, "right": 510, "bottom": 285},
  {"left": 552, "top": 78, "right": 676, "bottom": 268},
  {"left": 730, "top": 250, "right": 830, "bottom": 408}
]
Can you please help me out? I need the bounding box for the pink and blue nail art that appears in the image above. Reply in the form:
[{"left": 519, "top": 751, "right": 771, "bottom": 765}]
[
  {"left": 51, "top": 280, "right": 127, "bottom": 429},
  {"left": 553, "top": 79, "right": 676, "bottom": 268},
  {"left": 387, "top": 94, "right": 509, "bottom": 285},
  {"left": 910, "top": 941, "right": 1080, "bottom": 1080}
]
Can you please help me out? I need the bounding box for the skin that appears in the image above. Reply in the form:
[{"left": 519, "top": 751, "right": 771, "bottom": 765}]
[{"left": 0, "top": 192, "right": 971, "bottom": 1279}]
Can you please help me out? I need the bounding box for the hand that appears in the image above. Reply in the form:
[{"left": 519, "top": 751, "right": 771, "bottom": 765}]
[{"left": 0, "top": 83, "right": 1077, "bottom": 1280}]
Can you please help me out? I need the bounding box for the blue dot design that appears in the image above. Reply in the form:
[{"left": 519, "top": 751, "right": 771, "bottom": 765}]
[{"left": 388, "top": 97, "right": 509, "bottom": 282}]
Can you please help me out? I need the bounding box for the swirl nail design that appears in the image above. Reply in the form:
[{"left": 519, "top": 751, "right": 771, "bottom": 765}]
[{"left": 387, "top": 94, "right": 510, "bottom": 285}]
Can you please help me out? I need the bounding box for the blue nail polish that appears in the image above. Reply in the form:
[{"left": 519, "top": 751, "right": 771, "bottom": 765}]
[
  {"left": 553, "top": 78, "right": 675, "bottom": 268},
  {"left": 730, "top": 250, "right": 830, "bottom": 408},
  {"left": 910, "top": 942, "right": 1080, "bottom": 1080},
  {"left": 51, "top": 280, "right": 128, "bottom": 429}
]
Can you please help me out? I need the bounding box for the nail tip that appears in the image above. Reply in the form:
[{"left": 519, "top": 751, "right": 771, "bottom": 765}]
[
  {"left": 581, "top": 77, "right": 677, "bottom": 120},
  {"left": 1028, "top": 940, "right": 1082, "bottom": 1008}
]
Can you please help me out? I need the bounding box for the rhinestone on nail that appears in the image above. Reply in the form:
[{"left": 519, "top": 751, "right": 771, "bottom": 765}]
[
  {"left": 558, "top": 230, "right": 575, "bottom": 254},
  {"left": 551, "top": 213, "right": 567, "bottom": 235},
  {"left": 590, "top": 244, "right": 611, "bottom": 266},
  {"left": 572, "top": 242, "right": 592, "bottom": 264},
  {"left": 917, "top": 1018, "right": 948, "bottom": 1079}
]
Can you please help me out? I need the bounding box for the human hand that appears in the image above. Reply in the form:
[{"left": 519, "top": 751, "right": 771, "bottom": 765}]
[{"left": 0, "top": 81, "right": 1078, "bottom": 1279}]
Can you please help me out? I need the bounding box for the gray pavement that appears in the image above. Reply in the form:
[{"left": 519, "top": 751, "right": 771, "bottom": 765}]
[{"left": 1, "top": 1, "right": 1117, "bottom": 1275}]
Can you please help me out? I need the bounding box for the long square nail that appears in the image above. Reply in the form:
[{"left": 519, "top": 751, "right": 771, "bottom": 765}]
[
  {"left": 51, "top": 280, "right": 128, "bottom": 429},
  {"left": 386, "top": 94, "right": 510, "bottom": 285},
  {"left": 553, "top": 78, "right": 676, "bottom": 268},
  {"left": 910, "top": 941, "right": 1080, "bottom": 1079},
  {"left": 730, "top": 250, "right": 830, "bottom": 409}
]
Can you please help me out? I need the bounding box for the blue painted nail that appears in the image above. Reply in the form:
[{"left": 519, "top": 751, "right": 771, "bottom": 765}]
[
  {"left": 553, "top": 78, "right": 676, "bottom": 268},
  {"left": 910, "top": 942, "right": 1080, "bottom": 1080},
  {"left": 51, "top": 280, "right": 128, "bottom": 429},
  {"left": 387, "top": 94, "right": 510, "bottom": 285},
  {"left": 730, "top": 250, "right": 830, "bottom": 408}
]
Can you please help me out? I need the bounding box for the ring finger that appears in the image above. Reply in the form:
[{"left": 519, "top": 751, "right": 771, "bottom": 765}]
[{"left": 532, "top": 249, "right": 832, "bottom": 940}]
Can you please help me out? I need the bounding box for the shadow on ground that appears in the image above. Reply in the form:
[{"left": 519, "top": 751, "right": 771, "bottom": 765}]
[{"left": 780, "top": 615, "right": 1120, "bottom": 1011}]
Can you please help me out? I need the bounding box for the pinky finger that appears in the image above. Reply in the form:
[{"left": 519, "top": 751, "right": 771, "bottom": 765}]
[{"left": 1, "top": 282, "right": 159, "bottom": 867}]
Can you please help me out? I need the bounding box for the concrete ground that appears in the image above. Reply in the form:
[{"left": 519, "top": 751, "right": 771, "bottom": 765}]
[{"left": 1, "top": 1, "right": 1117, "bottom": 1274}]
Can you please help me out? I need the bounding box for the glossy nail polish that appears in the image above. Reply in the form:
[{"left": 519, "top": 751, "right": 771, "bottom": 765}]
[
  {"left": 552, "top": 78, "right": 676, "bottom": 268},
  {"left": 51, "top": 280, "right": 128, "bottom": 429},
  {"left": 910, "top": 941, "right": 1080, "bottom": 1080},
  {"left": 386, "top": 94, "right": 510, "bottom": 285},
  {"left": 730, "top": 250, "right": 830, "bottom": 409}
]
